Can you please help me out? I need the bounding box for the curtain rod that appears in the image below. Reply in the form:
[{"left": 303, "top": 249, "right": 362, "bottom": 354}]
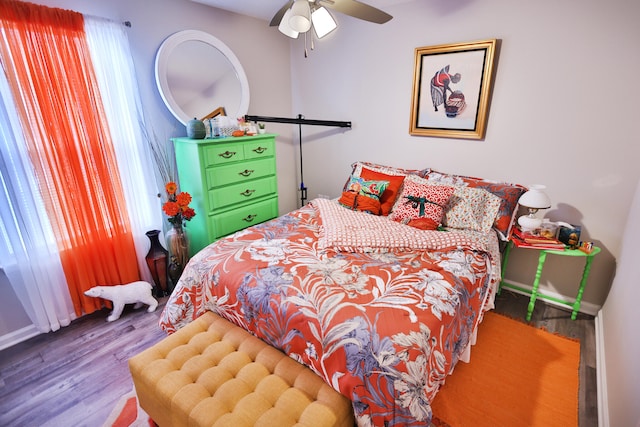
[
  {"left": 0, "top": 3, "right": 131, "bottom": 27},
  {"left": 82, "top": 12, "right": 131, "bottom": 28}
]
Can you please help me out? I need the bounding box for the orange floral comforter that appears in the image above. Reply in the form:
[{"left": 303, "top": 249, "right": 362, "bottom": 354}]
[{"left": 159, "top": 200, "right": 500, "bottom": 426}]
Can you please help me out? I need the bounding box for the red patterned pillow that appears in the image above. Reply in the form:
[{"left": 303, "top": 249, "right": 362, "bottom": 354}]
[{"left": 389, "top": 176, "right": 455, "bottom": 230}]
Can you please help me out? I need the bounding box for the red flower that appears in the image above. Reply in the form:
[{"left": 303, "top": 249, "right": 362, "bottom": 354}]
[
  {"left": 182, "top": 207, "right": 195, "bottom": 220},
  {"left": 162, "top": 201, "right": 180, "bottom": 217},
  {"left": 176, "top": 192, "right": 192, "bottom": 207},
  {"left": 165, "top": 181, "right": 177, "bottom": 195},
  {"left": 161, "top": 183, "right": 196, "bottom": 227}
]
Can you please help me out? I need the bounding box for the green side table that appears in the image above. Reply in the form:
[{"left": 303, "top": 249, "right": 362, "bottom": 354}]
[
  {"left": 527, "top": 246, "right": 600, "bottom": 321},
  {"left": 500, "top": 242, "right": 601, "bottom": 321}
]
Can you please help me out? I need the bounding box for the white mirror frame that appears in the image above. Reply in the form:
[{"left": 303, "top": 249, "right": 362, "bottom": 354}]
[{"left": 155, "top": 30, "right": 250, "bottom": 125}]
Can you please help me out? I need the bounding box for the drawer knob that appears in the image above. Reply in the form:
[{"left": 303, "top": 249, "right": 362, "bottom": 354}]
[
  {"left": 242, "top": 214, "right": 257, "bottom": 222},
  {"left": 219, "top": 150, "right": 237, "bottom": 158},
  {"left": 240, "top": 189, "right": 256, "bottom": 197},
  {"left": 253, "top": 146, "right": 267, "bottom": 154},
  {"left": 239, "top": 169, "right": 254, "bottom": 177}
]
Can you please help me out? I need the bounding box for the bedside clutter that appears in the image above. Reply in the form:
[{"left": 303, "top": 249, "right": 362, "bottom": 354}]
[{"left": 501, "top": 223, "right": 601, "bottom": 320}]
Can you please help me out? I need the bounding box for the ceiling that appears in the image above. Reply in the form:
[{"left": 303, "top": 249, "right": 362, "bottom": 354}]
[{"left": 189, "top": 0, "right": 399, "bottom": 22}]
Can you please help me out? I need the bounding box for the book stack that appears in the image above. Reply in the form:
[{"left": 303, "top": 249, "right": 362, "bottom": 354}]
[{"left": 511, "top": 227, "right": 566, "bottom": 250}]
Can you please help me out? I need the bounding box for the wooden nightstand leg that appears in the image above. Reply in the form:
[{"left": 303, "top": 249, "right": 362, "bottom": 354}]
[
  {"left": 572, "top": 254, "right": 595, "bottom": 320},
  {"left": 527, "top": 251, "right": 547, "bottom": 321}
]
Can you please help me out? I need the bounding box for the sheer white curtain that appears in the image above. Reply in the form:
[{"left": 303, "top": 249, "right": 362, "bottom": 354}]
[
  {"left": 0, "top": 71, "right": 75, "bottom": 333},
  {"left": 84, "top": 17, "right": 163, "bottom": 284},
  {"left": 0, "top": 16, "right": 162, "bottom": 335}
]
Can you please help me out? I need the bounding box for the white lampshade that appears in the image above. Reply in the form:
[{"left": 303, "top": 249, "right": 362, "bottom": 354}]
[
  {"left": 518, "top": 185, "right": 551, "bottom": 209},
  {"left": 517, "top": 185, "right": 551, "bottom": 231},
  {"left": 278, "top": 8, "right": 299, "bottom": 39},
  {"left": 311, "top": 7, "right": 337, "bottom": 39},
  {"left": 289, "top": 0, "right": 312, "bottom": 33}
]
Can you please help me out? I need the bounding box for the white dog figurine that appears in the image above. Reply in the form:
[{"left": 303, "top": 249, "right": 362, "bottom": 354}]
[{"left": 84, "top": 281, "right": 158, "bottom": 322}]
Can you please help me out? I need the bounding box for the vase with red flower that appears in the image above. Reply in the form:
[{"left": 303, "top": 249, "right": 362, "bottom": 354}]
[{"left": 161, "top": 181, "right": 196, "bottom": 287}]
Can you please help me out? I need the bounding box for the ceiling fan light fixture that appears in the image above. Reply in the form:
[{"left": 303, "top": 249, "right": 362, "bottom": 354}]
[
  {"left": 311, "top": 7, "right": 337, "bottom": 39},
  {"left": 289, "top": 0, "right": 312, "bottom": 33},
  {"left": 278, "top": 8, "right": 299, "bottom": 38}
]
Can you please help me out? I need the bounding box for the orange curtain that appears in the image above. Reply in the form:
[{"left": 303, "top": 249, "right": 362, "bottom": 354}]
[{"left": 0, "top": 0, "right": 140, "bottom": 316}]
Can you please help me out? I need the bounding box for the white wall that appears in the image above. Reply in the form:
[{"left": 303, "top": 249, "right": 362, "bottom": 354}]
[
  {"left": 599, "top": 178, "right": 640, "bottom": 427},
  {"left": 288, "top": 0, "right": 640, "bottom": 307}
]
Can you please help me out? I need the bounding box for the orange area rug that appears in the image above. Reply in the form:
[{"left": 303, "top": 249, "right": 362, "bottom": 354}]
[{"left": 430, "top": 311, "right": 580, "bottom": 427}]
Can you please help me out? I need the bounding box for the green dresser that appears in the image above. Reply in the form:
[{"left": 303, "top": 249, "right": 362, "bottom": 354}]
[{"left": 173, "top": 134, "right": 278, "bottom": 256}]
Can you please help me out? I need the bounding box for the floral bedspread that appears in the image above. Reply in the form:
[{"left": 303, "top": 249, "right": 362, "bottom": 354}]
[{"left": 159, "top": 200, "right": 500, "bottom": 426}]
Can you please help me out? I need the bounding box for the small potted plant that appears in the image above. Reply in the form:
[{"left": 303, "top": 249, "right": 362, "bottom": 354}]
[{"left": 258, "top": 122, "right": 266, "bottom": 134}]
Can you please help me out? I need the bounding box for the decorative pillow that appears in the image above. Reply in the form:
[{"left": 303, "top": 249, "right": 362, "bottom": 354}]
[
  {"left": 339, "top": 175, "right": 389, "bottom": 215},
  {"left": 344, "top": 175, "right": 389, "bottom": 200},
  {"left": 338, "top": 191, "right": 382, "bottom": 215},
  {"left": 358, "top": 167, "right": 406, "bottom": 216},
  {"left": 389, "top": 175, "right": 455, "bottom": 230},
  {"left": 443, "top": 186, "right": 502, "bottom": 234},
  {"left": 425, "top": 170, "right": 526, "bottom": 238}
]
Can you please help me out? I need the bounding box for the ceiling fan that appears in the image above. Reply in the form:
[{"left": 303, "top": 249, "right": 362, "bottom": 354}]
[{"left": 270, "top": 0, "right": 392, "bottom": 50}]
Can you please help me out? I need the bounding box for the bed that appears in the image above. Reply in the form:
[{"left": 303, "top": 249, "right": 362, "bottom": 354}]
[{"left": 159, "top": 162, "right": 526, "bottom": 426}]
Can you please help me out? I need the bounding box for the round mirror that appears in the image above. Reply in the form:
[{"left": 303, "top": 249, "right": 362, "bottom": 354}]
[{"left": 155, "top": 30, "right": 250, "bottom": 124}]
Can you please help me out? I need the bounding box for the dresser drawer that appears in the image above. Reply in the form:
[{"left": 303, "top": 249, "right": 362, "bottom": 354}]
[
  {"left": 243, "top": 139, "right": 275, "bottom": 160},
  {"left": 210, "top": 197, "right": 278, "bottom": 239},
  {"left": 203, "top": 143, "right": 245, "bottom": 166},
  {"left": 208, "top": 176, "right": 277, "bottom": 211},
  {"left": 206, "top": 158, "right": 276, "bottom": 188}
]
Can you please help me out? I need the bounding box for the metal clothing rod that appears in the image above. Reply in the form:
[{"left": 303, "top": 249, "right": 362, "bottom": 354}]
[
  {"left": 244, "top": 115, "right": 351, "bottom": 128},
  {"left": 297, "top": 116, "right": 307, "bottom": 207},
  {"left": 244, "top": 114, "right": 351, "bottom": 207}
]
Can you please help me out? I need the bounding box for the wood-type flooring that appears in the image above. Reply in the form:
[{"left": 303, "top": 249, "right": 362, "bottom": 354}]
[{"left": 0, "top": 290, "right": 597, "bottom": 426}]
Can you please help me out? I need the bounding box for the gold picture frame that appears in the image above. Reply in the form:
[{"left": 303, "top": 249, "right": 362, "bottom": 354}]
[{"left": 409, "top": 39, "right": 497, "bottom": 140}]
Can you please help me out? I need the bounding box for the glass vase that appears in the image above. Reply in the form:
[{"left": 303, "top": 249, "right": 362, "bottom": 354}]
[
  {"left": 144, "top": 230, "right": 169, "bottom": 297},
  {"left": 166, "top": 224, "right": 190, "bottom": 287}
]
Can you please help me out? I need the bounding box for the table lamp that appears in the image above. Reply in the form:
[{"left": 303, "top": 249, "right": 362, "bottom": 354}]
[{"left": 517, "top": 184, "right": 551, "bottom": 232}]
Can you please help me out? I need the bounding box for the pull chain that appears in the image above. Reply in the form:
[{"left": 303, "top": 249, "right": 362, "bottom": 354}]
[{"left": 304, "top": 31, "right": 308, "bottom": 58}]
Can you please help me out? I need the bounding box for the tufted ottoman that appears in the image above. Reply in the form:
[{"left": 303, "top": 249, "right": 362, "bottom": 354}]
[{"left": 128, "top": 311, "right": 354, "bottom": 427}]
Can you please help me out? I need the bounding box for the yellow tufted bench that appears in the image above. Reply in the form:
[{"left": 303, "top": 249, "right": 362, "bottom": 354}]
[{"left": 128, "top": 311, "right": 354, "bottom": 427}]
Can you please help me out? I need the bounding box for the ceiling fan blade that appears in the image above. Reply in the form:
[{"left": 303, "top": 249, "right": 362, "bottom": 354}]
[
  {"left": 321, "top": 0, "right": 392, "bottom": 24},
  {"left": 270, "top": 1, "right": 295, "bottom": 27}
]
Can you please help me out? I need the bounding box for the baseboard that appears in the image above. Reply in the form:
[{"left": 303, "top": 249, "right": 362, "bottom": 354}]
[
  {"left": 0, "top": 324, "right": 40, "bottom": 352},
  {"left": 500, "top": 280, "right": 601, "bottom": 316},
  {"left": 595, "top": 311, "right": 609, "bottom": 427}
]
